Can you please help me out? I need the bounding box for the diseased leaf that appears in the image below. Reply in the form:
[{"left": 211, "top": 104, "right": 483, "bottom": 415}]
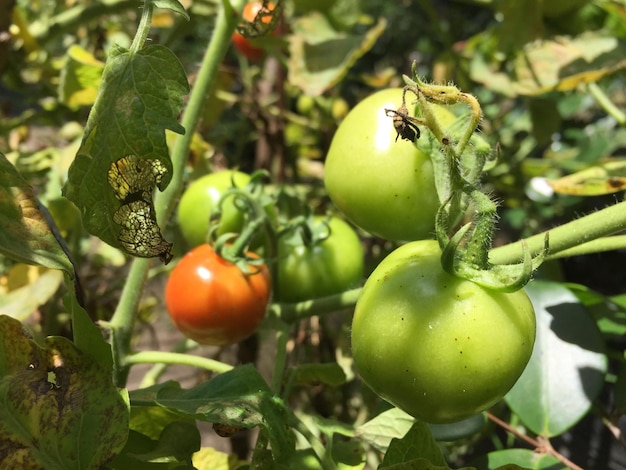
[
  {"left": 548, "top": 160, "right": 626, "bottom": 195},
  {"left": 0, "top": 315, "right": 129, "bottom": 469},
  {"left": 133, "top": 365, "right": 296, "bottom": 463},
  {"left": 62, "top": 43, "right": 188, "bottom": 263},
  {"left": 0, "top": 153, "right": 74, "bottom": 275}
]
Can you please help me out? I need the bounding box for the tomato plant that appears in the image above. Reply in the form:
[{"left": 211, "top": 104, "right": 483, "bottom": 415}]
[
  {"left": 324, "top": 88, "right": 452, "bottom": 242},
  {"left": 275, "top": 216, "right": 363, "bottom": 303},
  {"left": 177, "top": 170, "right": 251, "bottom": 249},
  {"left": 165, "top": 244, "right": 271, "bottom": 345},
  {"left": 352, "top": 240, "right": 536, "bottom": 424},
  {"left": 232, "top": 1, "right": 277, "bottom": 60}
]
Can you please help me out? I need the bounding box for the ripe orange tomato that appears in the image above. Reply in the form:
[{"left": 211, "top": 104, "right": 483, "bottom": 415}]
[
  {"left": 165, "top": 244, "right": 271, "bottom": 345},
  {"left": 232, "top": 1, "right": 277, "bottom": 60}
]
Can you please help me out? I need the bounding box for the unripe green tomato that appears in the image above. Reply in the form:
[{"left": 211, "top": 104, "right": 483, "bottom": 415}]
[
  {"left": 275, "top": 217, "right": 363, "bottom": 303},
  {"left": 177, "top": 170, "right": 251, "bottom": 248},
  {"left": 352, "top": 240, "right": 536, "bottom": 423},
  {"left": 324, "top": 88, "right": 453, "bottom": 242}
]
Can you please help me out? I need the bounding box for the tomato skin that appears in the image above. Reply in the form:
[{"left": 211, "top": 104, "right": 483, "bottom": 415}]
[
  {"left": 165, "top": 244, "right": 271, "bottom": 345},
  {"left": 275, "top": 217, "right": 363, "bottom": 303},
  {"left": 324, "top": 88, "right": 447, "bottom": 242},
  {"left": 352, "top": 240, "right": 536, "bottom": 423},
  {"left": 232, "top": 2, "right": 277, "bottom": 60},
  {"left": 177, "top": 171, "right": 251, "bottom": 249}
]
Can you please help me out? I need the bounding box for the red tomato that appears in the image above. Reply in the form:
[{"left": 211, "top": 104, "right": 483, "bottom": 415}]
[
  {"left": 165, "top": 244, "right": 271, "bottom": 345},
  {"left": 232, "top": 1, "right": 277, "bottom": 60}
]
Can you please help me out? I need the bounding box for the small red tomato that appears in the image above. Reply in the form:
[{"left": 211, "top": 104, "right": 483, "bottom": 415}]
[
  {"left": 165, "top": 244, "right": 271, "bottom": 345},
  {"left": 232, "top": 1, "right": 277, "bottom": 60}
]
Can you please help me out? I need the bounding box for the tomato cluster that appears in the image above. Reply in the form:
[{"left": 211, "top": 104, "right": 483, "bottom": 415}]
[
  {"left": 325, "top": 88, "right": 536, "bottom": 423},
  {"left": 168, "top": 171, "right": 364, "bottom": 346},
  {"left": 167, "top": 86, "right": 536, "bottom": 424}
]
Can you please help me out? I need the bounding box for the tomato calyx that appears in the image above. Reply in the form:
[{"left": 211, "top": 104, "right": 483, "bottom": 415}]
[
  {"left": 208, "top": 170, "right": 275, "bottom": 273},
  {"left": 387, "top": 62, "right": 549, "bottom": 291}
]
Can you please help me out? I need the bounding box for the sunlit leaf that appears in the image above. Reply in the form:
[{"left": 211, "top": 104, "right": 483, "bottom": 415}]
[
  {"left": 62, "top": 43, "right": 188, "bottom": 263},
  {"left": 506, "top": 281, "right": 608, "bottom": 437},
  {"left": 355, "top": 407, "right": 415, "bottom": 453},
  {"left": 0, "top": 315, "right": 129, "bottom": 469},
  {"left": 0, "top": 268, "right": 63, "bottom": 321},
  {"left": 0, "top": 153, "right": 74, "bottom": 275},
  {"left": 548, "top": 160, "right": 626, "bottom": 195},
  {"left": 474, "top": 448, "right": 560, "bottom": 469},
  {"left": 288, "top": 13, "right": 386, "bottom": 96},
  {"left": 59, "top": 44, "right": 105, "bottom": 109},
  {"left": 516, "top": 34, "right": 626, "bottom": 95}
]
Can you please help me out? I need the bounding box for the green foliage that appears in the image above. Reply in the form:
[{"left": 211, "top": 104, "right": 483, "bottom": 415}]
[
  {"left": 0, "top": 315, "right": 129, "bottom": 469},
  {"left": 1, "top": 0, "right": 626, "bottom": 468}
]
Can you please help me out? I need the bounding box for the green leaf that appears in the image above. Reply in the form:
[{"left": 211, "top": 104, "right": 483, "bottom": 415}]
[
  {"left": 354, "top": 407, "right": 415, "bottom": 453},
  {"left": 379, "top": 421, "right": 446, "bottom": 468},
  {"left": 63, "top": 278, "right": 114, "bottom": 370},
  {"left": 428, "top": 413, "right": 487, "bottom": 442},
  {"left": 0, "top": 153, "right": 74, "bottom": 275},
  {"left": 287, "top": 13, "right": 386, "bottom": 96},
  {"left": 62, "top": 43, "right": 188, "bottom": 263},
  {"left": 505, "top": 281, "right": 608, "bottom": 437},
  {"left": 153, "top": 0, "right": 190, "bottom": 20},
  {"left": 133, "top": 365, "right": 295, "bottom": 462},
  {"left": 0, "top": 315, "right": 129, "bottom": 469},
  {"left": 472, "top": 448, "right": 562, "bottom": 470}
]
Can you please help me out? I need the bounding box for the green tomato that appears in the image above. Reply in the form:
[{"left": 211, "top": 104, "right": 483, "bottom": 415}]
[
  {"left": 177, "top": 170, "right": 251, "bottom": 248},
  {"left": 324, "top": 88, "right": 450, "bottom": 242},
  {"left": 352, "top": 240, "right": 536, "bottom": 424},
  {"left": 275, "top": 217, "right": 364, "bottom": 303}
]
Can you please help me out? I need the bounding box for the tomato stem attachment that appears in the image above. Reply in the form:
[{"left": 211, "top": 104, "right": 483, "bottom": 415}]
[{"left": 389, "top": 61, "right": 547, "bottom": 291}]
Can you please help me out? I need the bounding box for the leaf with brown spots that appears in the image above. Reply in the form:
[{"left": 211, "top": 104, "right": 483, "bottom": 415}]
[{"left": 0, "top": 315, "right": 129, "bottom": 469}]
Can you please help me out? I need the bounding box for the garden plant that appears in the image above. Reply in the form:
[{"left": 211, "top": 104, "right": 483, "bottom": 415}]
[{"left": 1, "top": 0, "right": 625, "bottom": 469}]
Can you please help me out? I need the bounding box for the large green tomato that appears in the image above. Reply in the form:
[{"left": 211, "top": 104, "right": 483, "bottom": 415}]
[
  {"left": 352, "top": 240, "right": 535, "bottom": 424},
  {"left": 324, "top": 88, "right": 448, "bottom": 242},
  {"left": 177, "top": 170, "right": 251, "bottom": 248},
  {"left": 275, "top": 217, "right": 364, "bottom": 303}
]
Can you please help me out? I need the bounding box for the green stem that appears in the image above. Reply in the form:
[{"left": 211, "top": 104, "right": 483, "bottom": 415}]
[
  {"left": 542, "top": 235, "right": 626, "bottom": 260},
  {"left": 139, "top": 338, "right": 198, "bottom": 388},
  {"left": 587, "top": 82, "right": 626, "bottom": 125},
  {"left": 124, "top": 350, "right": 233, "bottom": 374},
  {"left": 130, "top": 0, "right": 153, "bottom": 53},
  {"left": 269, "top": 288, "right": 362, "bottom": 324},
  {"left": 155, "top": 0, "right": 245, "bottom": 224},
  {"left": 109, "top": 258, "right": 150, "bottom": 387},
  {"left": 490, "top": 201, "right": 626, "bottom": 265},
  {"left": 108, "top": 0, "right": 245, "bottom": 388},
  {"left": 289, "top": 415, "right": 337, "bottom": 470},
  {"left": 271, "top": 326, "right": 290, "bottom": 394}
]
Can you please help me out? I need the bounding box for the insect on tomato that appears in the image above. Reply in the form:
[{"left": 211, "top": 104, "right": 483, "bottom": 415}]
[{"left": 165, "top": 244, "right": 271, "bottom": 346}]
